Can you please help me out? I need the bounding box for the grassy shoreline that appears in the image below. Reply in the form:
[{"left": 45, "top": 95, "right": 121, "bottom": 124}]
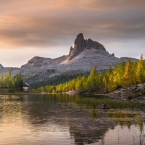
[
  {"left": 76, "top": 98, "right": 145, "bottom": 109},
  {"left": 0, "top": 88, "right": 41, "bottom": 95},
  {"left": 0, "top": 89, "right": 144, "bottom": 110}
]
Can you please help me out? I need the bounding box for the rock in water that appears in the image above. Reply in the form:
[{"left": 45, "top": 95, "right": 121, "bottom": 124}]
[{"left": 97, "top": 104, "right": 110, "bottom": 109}]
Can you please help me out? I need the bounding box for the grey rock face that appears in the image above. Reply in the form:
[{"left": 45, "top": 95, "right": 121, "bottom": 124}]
[
  {"left": 120, "top": 57, "right": 138, "bottom": 63},
  {"left": 68, "top": 33, "right": 85, "bottom": 60},
  {"left": 68, "top": 33, "right": 106, "bottom": 60},
  {"left": 21, "top": 56, "right": 50, "bottom": 69},
  {"left": 0, "top": 64, "right": 3, "bottom": 69},
  {"left": 21, "top": 55, "right": 68, "bottom": 69},
  {"left": 74, "top": 33, "right": 86, "bottom": 49}
]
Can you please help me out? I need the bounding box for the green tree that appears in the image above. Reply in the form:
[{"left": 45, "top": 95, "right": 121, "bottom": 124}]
[
  {"left": 136, "top": 55, "right": 145, "bottom": 84},
  {"left": 123, "top": 59, "right": 132, "bottom": 87},
  {"left": 87, "top": 66, "right": 98, "bottom": 91}
]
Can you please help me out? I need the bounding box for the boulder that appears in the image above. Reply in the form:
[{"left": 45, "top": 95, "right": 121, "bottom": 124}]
[{"left": 96, "top": 103, "right": 110, "bottom": 109}]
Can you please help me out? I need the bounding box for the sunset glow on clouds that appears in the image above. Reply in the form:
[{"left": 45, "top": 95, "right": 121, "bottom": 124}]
[{"left": 0, "top": 0, "right": 145, "bottom": 67}]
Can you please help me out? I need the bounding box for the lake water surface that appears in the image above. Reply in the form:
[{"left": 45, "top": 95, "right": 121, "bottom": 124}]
[{"left": 0, "top": 94, "right": 144, "bottom": 145}]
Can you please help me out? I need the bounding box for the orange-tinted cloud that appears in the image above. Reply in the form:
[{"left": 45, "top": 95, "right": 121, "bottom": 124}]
[{"left": 0, "top": 0, "right": 145, "bottom": 66}]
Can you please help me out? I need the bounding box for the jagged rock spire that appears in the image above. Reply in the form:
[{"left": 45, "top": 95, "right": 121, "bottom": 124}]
[
  {"left": 68, "top": 33, "right": 106, "bottom": 61},
  {"left": 74, "top": 33, "right": 85, "bottom": 49}
]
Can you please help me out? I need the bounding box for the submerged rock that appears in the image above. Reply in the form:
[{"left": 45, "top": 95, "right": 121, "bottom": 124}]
[{"left": 97, "top": 104, "right": 110, "bottom": 109}]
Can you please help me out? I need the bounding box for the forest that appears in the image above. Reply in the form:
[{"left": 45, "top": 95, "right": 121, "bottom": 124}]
[
  {"left": 36, "top": 55, "right": 145, "bottom": 93},
  {"left": 31, "top": 72, "right": 89, "bottom": 88},
  {"left": 0, "top": 71, "right": 23, "bottom": 90}
]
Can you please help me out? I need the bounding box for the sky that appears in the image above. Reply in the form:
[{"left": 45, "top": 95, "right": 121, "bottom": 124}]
[{"left": 0, "top": 0, "right": 145, "bottom": 67}]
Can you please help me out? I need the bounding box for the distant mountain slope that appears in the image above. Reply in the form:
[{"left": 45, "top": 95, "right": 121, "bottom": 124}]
[
  {"left": 0, "top": 63, "right": 20, "bottom": 76},
  {"left": 21, "top": 55, "right": 68, "bottom": 69},
  {"left": 120, "top": 57, "right": 138, "bottom": 63},
  {"left": 0, "top": 33, "right": 138, "bottom": 86},
  {"left": 0, "top": 64, "right": 3, "bottom": 69}
]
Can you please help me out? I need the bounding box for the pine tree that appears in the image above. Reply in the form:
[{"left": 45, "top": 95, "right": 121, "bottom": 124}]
[
  {"left": 75, "top": 76, "right": 86, "bottom": 91},
  {"left": 104, "top": 67, "right": 112, "bottom": 92},
  {"left": 108, "top": 73, "right": 118, "bottom": 92},
  {"left": 116, "top": 62, "right": 125, "bottom": 87},
  {"left": 136, "top": 55, "right": 145, "bottom": 84},
  {"left": 123, "top": 59, "right": 132, "bottom": 87},
  {"left": 132, "top": 62, "right": 138, "bottom": 85},
  {"left": 87, "top": 66, "right": 98, "bottom": 91}
]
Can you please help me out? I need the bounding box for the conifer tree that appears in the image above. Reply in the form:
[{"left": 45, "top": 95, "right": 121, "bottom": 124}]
[
  {"left": 123, "top": 59, "right": 132, "bottom": 87},
  {"left": 136, "top": 55, "right": 145, "bottom": 84},
  {"left": 108, "top": 73, "right": 117, "bottom": 92},
  {"left": 116, "top": 62, "right": 125, "bottom": 87},
  {"left": 103, "top": 67, "right": 112, "bottom": 92},
  {"left": 0, "top": 71, "right": 23, "bottom": 90},
  {"left": 131, "top": 61, "right": 138, "bottom": 85},
  {"left": 87, "top": 66, "right": 98, "bottom": 91}
]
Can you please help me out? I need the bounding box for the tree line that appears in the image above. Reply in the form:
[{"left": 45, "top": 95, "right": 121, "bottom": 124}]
[
  {"left": 31, "top": 72, "right": 89, "bottom": 88},
  {"left": 36, "top": 56, "right": 145, "bottom": 93},
  {"left": 0, "top": 71, "right": 23, "bottom": 90}
]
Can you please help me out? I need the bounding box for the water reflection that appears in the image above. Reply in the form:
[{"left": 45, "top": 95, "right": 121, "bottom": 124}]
[
  {"left": 108, "top": 111, "right": 145, "bottom": 133},
  {"left": 0, "top": 94, "right": 144, "bottom": 145}
]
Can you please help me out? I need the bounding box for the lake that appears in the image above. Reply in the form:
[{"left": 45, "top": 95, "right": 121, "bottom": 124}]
[{"left": 0, "top": 94, "right": 144, "bottom": 145}]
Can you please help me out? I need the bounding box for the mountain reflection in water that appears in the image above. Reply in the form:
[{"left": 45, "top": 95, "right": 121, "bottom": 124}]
[{"left": 0, "top": 94, "right": 144, "bottom": 145}]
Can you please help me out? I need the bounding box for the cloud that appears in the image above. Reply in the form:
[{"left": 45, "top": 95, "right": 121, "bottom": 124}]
[
  {"left": 0, "top": 0, "right": 144, "bottom": 49},
  {"left": 0, "top": 0, "right": 145, "bottom": 67},
  {"left": 0, "top": 10, "right": 145, "bottom": 47}
]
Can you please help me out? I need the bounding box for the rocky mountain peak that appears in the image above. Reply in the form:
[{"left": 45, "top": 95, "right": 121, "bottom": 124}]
[
  {"left": 74, "top": 33, "right": 85, "bottom": 49},
  {"left": 68, "top": 33, "right": 107, "bottom": 61},
  {"left": 76, "top": 33, "right": 84, "bottom": 39}
]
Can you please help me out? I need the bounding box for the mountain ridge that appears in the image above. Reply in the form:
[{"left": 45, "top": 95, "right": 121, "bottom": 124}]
[{"left": 0, "top": 33, "right": 138, "bottom": 87}]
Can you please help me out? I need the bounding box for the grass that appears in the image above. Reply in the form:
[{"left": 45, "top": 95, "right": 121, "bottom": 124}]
[
  {"left": 76, "top": 98, "right": 145, "bottom": 109},
  {"left": 0, "top": 88, "right": 41, "bottom": 95}
]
